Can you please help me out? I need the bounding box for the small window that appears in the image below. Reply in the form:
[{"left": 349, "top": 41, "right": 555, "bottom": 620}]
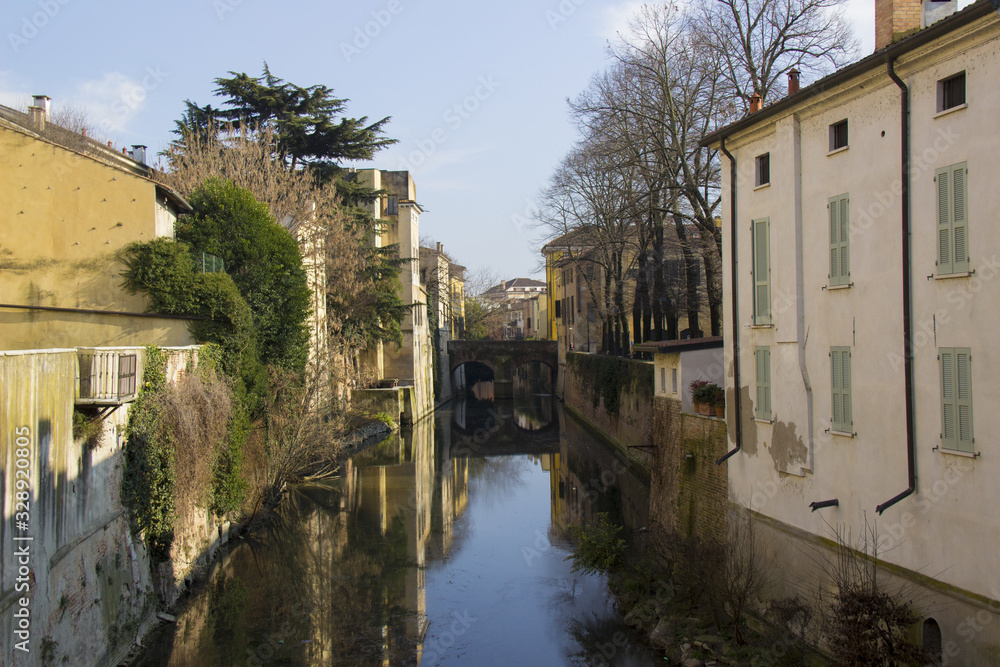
[
  {"left": 940, "top": 347, "right": 973, "bottom": 452},
  {"left": 755, "top": 153, "right": 770, "bottom": 187},
  {"left": 671, "top": 368, "right": 678, "bottom": 394},
  {"left": 555, "top": 300, "right": 561, "bottom": 318},
  {"left": 660, "top": 367, "right": 667, "bottom": 392},
  {"left": 386, "top": 195, "right": 399, "bottom": 215},
  {"left": 829, "top": 119, "right": 848, "bottom": 151},
  {"left": 937, "top": 72, "right": 966, "bottom": 112}
]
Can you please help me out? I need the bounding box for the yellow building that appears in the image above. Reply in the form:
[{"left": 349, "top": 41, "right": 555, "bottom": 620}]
[{"left": 0, "top": 98, "right": 194, "bottom": 351}]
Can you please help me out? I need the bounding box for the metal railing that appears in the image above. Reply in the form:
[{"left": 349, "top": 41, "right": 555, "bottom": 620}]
[{"left": 77, "top": 350, "right": 137, "bottom": 404}]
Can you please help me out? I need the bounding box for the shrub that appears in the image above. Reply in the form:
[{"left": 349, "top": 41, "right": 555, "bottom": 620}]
[{"left": 567, "top": 513, "right": 627, "bottom": 575}]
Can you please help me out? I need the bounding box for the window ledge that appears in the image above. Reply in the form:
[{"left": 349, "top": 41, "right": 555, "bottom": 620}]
[
  {"left": 750, "top": 324, "right": 773, "bottom": 329},
  {"left": 825, "top": 282, "right": 852, "bottom": 291},
  {"left": 934, "top": 271, "right": 971, "bottom": 280},
  {"left": 829, "top": 429, "right": 855, "bottom": 439},
  {"left": 753, "top": 182, "right": 770, "bottom": 191},
  {"left": 826, "top": 145, "right": 849, "bottom": 157},
  {"left": 755, "top": 417, "right": 774, "bottom": 425},
  {"left": 936, "top": 447, "right": 978, "bottom": 458},
  {"left": 934, "top": 103, "right": 967, "bottom": 119}
]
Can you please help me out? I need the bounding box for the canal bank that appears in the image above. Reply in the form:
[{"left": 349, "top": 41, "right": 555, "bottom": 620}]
[{"left": 130, "top": 396, "right": 659, "bottom": 666}]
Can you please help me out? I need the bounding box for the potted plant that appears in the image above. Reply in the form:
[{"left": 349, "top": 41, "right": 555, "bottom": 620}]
[
  {"left": 689, "top": 379, "right": 709, "bottom": 413},
  {"left": 693, "top": 381, "right": 717, "bottom": 416},
  {"left": 713, "top": 386, "right": 726, "bottom": 418}
]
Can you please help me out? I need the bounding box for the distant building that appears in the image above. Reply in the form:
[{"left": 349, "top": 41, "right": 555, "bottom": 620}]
[
  {"left": 480, "top": 278, "right": 547, "bottom": 340},
  {"left": 0, "top": 97, "right": 195, "bottom": 351},
  {"left": 702, "top": 0, "right": 1000, "bottom": 657},
  {"left": 420, "top": 241, "right": 466, "bottom": 402}
]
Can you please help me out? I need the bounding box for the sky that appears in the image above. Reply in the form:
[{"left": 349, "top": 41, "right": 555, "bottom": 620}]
[{"left": 2, "top": 0, "right": 903, "bottom": 282}]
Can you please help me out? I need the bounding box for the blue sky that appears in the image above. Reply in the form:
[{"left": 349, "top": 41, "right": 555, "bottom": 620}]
[{"left": 2, "top": 0, "right": 897, "bottom": 281}]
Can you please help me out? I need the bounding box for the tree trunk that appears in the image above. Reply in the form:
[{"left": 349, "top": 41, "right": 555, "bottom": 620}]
[{"left": 674, "top": 213, "right": 701, "bottom": 337}]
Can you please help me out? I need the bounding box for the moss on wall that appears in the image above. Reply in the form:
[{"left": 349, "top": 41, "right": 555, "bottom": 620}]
[{"left": 567, "top": 353, "right": 653, "bottom": 416}]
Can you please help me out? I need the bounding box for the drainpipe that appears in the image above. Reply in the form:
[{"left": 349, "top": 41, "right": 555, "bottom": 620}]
[
  {"left": 717, "top": 136, "right": 742, "bottom": 465},
  {"left": 876, "top": 56, "right": 916, "bottom": 515}
]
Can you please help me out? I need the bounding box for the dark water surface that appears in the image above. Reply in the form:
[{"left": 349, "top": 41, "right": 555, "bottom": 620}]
[{"left": 133, "top": 395, "right": 654, "bottom": 666}]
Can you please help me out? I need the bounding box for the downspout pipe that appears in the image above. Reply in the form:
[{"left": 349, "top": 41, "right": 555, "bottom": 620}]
[
  {"left": 717, "top": 136, "right": 742, "bottom": 465},
  {"left": 877, "top": 56, "right": 917, "bottom": 515}
]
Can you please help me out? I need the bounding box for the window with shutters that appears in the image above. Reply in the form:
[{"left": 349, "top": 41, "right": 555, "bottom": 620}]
[
  {"left": 752, "top": 219, "right": 771, "bottom": 324},
  {"left": 939, "top": 347, "right": 974, "bottom": 453},
  {"left": 935, "top": 162, "right": 969, "bottom": 276},
  {"left": 830, "top": 347, "right": 852, "bottom": 433},
  {"left": 829, "top": 194, "right": 850, "bottom": 286},
  {"left": 755, "top": 346, "right": 771, "bottom": 421}
]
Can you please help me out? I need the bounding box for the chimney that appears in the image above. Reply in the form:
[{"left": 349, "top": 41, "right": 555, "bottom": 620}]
[
  {"left": 749, "top": 92, "right": 762, "bottom": 113},
  {"left": 787, "top": 69, "right": 800, "bottom": 95},
  {"left": 131, "top": 145, "right": 147, "bottom": 164},
  {"left": 31, "top": 95, "right": 51, "bottom": 116},
  {"left": 28, "top": 106, "right": 46, "bottom": 131},
  {"left": 875, "top": 0, "right": 921, "bottom": 50},
  {"left": 436, "top": 241, "right": 443, "bottom": 253}
]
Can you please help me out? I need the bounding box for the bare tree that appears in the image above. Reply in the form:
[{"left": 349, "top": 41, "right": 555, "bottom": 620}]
[{"left": 692, "top": 0, "right": 859, "bottom": 106}]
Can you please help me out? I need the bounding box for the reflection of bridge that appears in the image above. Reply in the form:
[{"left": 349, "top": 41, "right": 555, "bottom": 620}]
[{"left": 448, "top": 340, "right": 558, "bottom": 399}]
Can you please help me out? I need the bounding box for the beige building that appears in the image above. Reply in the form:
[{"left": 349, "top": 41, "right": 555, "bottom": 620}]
[
  {"left": 420, "top": 242, "right": 466, "bottom": 403},
  {"left": 355, "top": 169, "right": 434, "bottom": 421},
  {"left": 0, "top": 98, "right": 194, "bottom": 351},
  {"left": 703, "top": 0, "right": 1000, "bottom": 660}
]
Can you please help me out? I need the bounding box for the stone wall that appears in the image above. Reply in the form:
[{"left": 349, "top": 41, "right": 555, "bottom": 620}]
[
  {"left": 562, "top": 353, "right": 654, "bottom": 467},
  {"left": 649, "top": 396, "right": 728, "bottom": 544}
]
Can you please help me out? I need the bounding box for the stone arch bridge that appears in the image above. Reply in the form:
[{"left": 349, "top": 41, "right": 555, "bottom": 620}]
[{"left": 448, "top": 340, "right": 557, "bottom": 399}]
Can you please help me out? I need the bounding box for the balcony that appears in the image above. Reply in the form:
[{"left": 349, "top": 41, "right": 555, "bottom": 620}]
[{"left": 76, "top": 349, "right": 138, "bottom": 405}]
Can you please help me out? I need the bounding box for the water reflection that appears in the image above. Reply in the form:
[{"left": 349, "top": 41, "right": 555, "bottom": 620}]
[{"left": 134, "top": 395, "right": 653, "bottom": 666}]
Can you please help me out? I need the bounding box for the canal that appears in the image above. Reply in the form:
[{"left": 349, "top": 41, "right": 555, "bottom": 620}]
[{"left": 133, "top": 394, "right": 655, "bottom": 666}]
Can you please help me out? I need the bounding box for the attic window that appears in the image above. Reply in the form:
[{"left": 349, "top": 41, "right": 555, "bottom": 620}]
[
  {"left": 937, "top": 72, "right": 966, "bottom": 112},
  {"left": 386, "top": 195, "right": 398, "bottom": 215},
  {"left": 829, "top": 120, "right": 849, "bottom": 152},
  {"left": 755, "top": 153, "right": 770, "bottom": 187}
]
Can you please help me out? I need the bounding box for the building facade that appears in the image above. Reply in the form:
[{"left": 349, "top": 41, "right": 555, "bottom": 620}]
[{"left": 703, "top": 0, "right": 1000, "bottom": 659}]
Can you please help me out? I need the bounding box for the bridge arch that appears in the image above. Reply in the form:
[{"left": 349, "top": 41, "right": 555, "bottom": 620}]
[{"left": 448, "top": 340, "right": 558, "bottom": 400}]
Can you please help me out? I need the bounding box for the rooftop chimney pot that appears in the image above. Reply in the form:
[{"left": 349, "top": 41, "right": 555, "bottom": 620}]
[
  {"left": 31, "top": 95, "right": 51, "bottom": 116},
  {"left": 131, "top": 145, "right": 147, "bottom": 164},
  {"left": 749, "top": 92, "right": 762, "bottom": 113},
  {"left": 787, "top": 69, "right": 800, "bottom": 95},
  {"left": 436, "top": 241, "right": 443, "bottom": 253}
]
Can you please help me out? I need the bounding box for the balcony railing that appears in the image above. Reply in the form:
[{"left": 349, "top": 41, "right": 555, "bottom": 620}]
[{"left": 77, "top": 349, "right": 138, "bottom": 405}]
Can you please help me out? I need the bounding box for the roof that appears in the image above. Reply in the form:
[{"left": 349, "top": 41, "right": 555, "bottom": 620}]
[
  {"left": 507, "top": 278, "right": 546, "bottom": 288},
  {"left": 634, "top": 336, "right": 724, "bottom": 354},
  {"left": 700, "top": 0, "right": 996, "bottom": 148},
  {"left": 0, "top": 104, "right": 193, "bottom": 213}
]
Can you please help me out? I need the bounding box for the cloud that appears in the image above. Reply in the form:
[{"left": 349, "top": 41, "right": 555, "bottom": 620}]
[{"left": 65, "top": 72, "right": 147, "bottom": 133}]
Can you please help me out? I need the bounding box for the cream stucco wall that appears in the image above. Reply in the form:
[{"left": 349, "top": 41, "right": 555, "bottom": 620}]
[{"left": 719, "top": 9, "right": 1000, "bottom": 654}]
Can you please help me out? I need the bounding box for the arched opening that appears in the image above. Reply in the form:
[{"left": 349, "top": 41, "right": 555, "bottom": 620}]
[
  {"left": 452, "top": 361, "right": 495, "bottom": 401},
  {"left": 512, "top": 360, "right": 555, "bottom": 431},
  {"left": 922, "top": 618, "right": 942, "bottom": 665}
]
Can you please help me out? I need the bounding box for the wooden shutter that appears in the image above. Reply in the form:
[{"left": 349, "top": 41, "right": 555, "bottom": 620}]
[
  {"left": 753, "top": 219, "right": 770, "bottom": 324},
  {"left": 755, "top": 346, "right": 771, "bottom": 420},
  {"left": 951, "top": 163, "right": 969, "bottom": 274},
  {"left": 936, "top": 167, "right": 953, "bottom": 275},
  {"left": 941, "top": 347, "right": 973, "bottom": 452},
  {"left": 829, "top": 195, "right": 850, "bottom": 286},
  {"left": 831, "top": 347, "right": 852, "bottom": 432}
]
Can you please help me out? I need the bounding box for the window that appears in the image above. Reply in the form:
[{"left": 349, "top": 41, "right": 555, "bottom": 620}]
[
  {"left": 829, "top": 194, "right": 850, "bottom": 286},
  {"left": 755, "top": 346, "right": 771, "bottom": 420},
  {"left": 660, "top": 367, "right": 666, "bottom": 393},
  {"left": 937, "top": 72, "right": 966, "bottom": 112},
  {"left": 831, "top": 347, "right": 852, "bottom": 433},
  {"left": 755, "top": 153, "right": 770, "bottom": 187},
  {"left": 386, "top": 195, "right": 398, "bottom": 215},
  {"left": 752, "top": 218, "right": 771, "bottom": 324},
  {"left": 671, "top": 368, "right": 678, "bottom": 394},
  {"left": 555, "top": 300, "right": 562, "bottom": 318},
  {"left": 935, "top": 162, "right": 969, "bottom": 275},
  {"left": 940, "top": 347, "right": 973, "bottom": 452},
  {"left": 527, "top": 318, "right": 531, "bottom": 329},
  {"left": 829, "top": 119, "right": 848, "bottom": 151}
]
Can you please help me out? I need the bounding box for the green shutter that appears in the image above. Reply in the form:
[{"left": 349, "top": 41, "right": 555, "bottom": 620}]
[
  {"left": 755, "top": 346, "right": 771, "bottom": 420},
  {"left": 937, "top": 163, "right": 970, "bottom": 275},
  {"left": 831, "top": 347, "right": 852, "bottom": 432},
  {"left": 941, "top": 347, "right": 973, "bottom": 452},
  {"left": 829, "top": 194, "right": 850, "bottom": 286},
  {"left": 952, "top": 163, "right": 969, "bottom": 274},
  {"left": 753, "top": 219, "right": 770, "bottom": 324}
]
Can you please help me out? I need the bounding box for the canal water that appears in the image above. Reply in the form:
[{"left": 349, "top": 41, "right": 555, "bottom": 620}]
[{"left": 133, "top": 394, "right": 655, "bottom": 666}]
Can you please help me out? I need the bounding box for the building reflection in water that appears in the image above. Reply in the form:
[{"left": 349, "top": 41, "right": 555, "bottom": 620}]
[{"left": 137, "top": 390, "right": 649, "bottom": 667}]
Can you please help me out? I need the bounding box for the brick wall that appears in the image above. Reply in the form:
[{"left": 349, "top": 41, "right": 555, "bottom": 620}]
[
  {"left": 876, "top": 0, "right": 922, "bottom": 49},
  {"left": 649, "top": 396, "right": 728, "bottom": 544}
]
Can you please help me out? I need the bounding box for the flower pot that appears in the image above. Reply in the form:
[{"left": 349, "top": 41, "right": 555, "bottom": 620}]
[
  {"left": 714, "top": 405, "right": 725, "bottom": 418},
  {"left": 697, "top": 402, "right": 711, "bottom": 416}
]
